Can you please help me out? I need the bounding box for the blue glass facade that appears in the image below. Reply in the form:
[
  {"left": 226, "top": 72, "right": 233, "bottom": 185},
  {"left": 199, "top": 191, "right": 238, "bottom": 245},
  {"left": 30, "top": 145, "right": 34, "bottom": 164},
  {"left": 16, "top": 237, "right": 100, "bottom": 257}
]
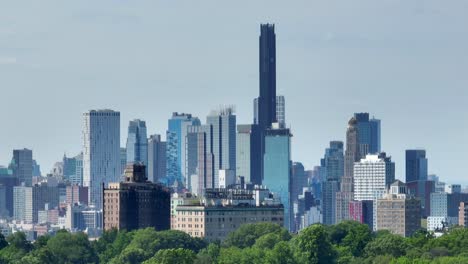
[
  {"left": 406, "top": 149, "right": 428, "bottom": 183},
  {"left": 263, "top": 128, "right": 292, "bottom": 231},
  {"left": 321, "top": 141, "right": 344, "bottom": 225},
  {"left": 354, "top": 113, "right": 381, "bottom": 156},
  {"left": 166, "top": 113, "right": 200, "bottom": 187},
  {"left": 126, "top": 119, "right": 148, "bottom": 167}
]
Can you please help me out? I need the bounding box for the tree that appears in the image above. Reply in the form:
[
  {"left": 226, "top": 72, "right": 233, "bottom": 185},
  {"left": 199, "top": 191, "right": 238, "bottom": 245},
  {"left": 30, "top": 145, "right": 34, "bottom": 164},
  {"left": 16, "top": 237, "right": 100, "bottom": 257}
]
[
  {"left": 144, "top": 248, "right": 195, "bottom": 264},
  {"left": 224, "top": 223, "right": 290, "bottom": 248},
  {"left": 46, "top": 230, "right": 98, "bottom": 264},
  {"left": 327, "top": 221, "right": 372, "bottom": 257},
  {"left": 364, "top": 233, "right": 407, "bottom": 258},
  {"left": 265, "top": 241, "right": 297, "bottom": 264},
  {"left": 293, "top": 224, "right": 336, "bottom": 264},
  {"left": 0, "top": 232, "right": 33, "bottom": 262},
  {"left": 0, "top": 233, "right": 7, "bottom": 250}
]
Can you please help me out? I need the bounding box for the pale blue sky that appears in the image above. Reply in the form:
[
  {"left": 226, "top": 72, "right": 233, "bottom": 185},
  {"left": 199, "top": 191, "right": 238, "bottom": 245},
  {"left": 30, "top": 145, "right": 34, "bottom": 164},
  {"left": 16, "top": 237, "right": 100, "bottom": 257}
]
[{"left": 1, "top": 1, "right": 467, "bottom": 184}]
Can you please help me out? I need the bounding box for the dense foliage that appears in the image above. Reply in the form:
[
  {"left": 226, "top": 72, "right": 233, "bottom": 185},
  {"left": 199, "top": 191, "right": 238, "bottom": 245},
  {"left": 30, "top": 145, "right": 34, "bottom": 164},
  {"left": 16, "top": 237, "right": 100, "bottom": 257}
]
[{"left": 2, "top": 222, "right": 468, "bottom": 263}]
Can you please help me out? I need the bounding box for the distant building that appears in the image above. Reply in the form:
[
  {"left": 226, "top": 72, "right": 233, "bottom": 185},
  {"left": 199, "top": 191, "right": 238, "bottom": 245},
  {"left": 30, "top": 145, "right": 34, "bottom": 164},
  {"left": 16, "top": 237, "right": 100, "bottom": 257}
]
[
  {"left": 263, "top": 124, "right": 292, "bottom": 231},
  {"left": 171, "top": 187, "right": 283, "bottom": 241},
  {"left": 65, "top": 204, "right": 103, "bottom": 231},
  {"left": 63, "top": 154, "right": 77, "bottom": 183},
  {"left": 376, "top": 181, "right": 421, "bottom": 237},
  {"left": 354, "top": 153, "right": 395, "bottom": 201},
  {"left": 349, "top": 200, "right": 374, "bottom": 230},
  {"left": 83, "top": 109, "right": 120, "bottom": 210},
  {"left": 254, "top": 95, "right": 286, "bottom": 128},
  {"left": 321, "top": 141, "right": 344, "bottom": 225},
  {"left": 13, "top": 186, "right": 33, "bottom": 222},
  {"left": 0, "top": 167, "right": 17, "bottom": 217},
  {"left": 406, "top": 180, "right": 435, "bottom": 218},
  {"left": 206, "top": 107, "right": 236, "bottom": 188},
  {"left": 166, "top": 112, "right": 201, "bottom": 187},
  {"left": 66, "top": 185, "right": 88, "bottom": 205},
  {"left": 406, "top": 150, "right": 428, "bottom": 183},
  {"left": 11, "top": 149, "right": 33, "bottom": 187},
  {"left": 120, "top": 148, "right": 127, "bottom": 176},
  {"left": 103, "top": 163, "right": 171, "bottom": 231},
  {"left": 71, "top": 153, "right": 84, "bottom": 186},
  {"left": 148, "top": 134, "right": 166, "bottom": 183},
  {"left": 427, "top": 191, "right": 468, "bottom": 231},
  {"left": 126, "top": 119, "right": 148, "bottom": 167},
  {"left": 236, "top": 124, "right": 262, "bottom": 185},
  {"left": 458, "top": 202, "right": 468, "bottom": 227}
]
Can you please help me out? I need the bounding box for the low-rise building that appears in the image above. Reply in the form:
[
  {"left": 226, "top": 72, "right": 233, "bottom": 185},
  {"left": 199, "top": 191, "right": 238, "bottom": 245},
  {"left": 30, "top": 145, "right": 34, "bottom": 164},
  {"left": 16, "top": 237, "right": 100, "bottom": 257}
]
[{"left": 171, "top": 187, "right": 284, "bottom": 241}]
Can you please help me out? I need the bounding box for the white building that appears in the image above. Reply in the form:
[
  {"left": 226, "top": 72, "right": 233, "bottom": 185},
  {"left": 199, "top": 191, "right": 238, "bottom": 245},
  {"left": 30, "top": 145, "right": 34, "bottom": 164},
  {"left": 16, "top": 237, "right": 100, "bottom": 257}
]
[
  {"left": 13, "top": 186, "right": 33, "bottom": 223},
  {"left": 83, "top": 109, "right": 120, "bottom": 210},
  {"left": 218, "top": 169, "right": 235, "bottom": 188},
  {"left": 353, "top": 153, "right": 395, "bottom": 230}
]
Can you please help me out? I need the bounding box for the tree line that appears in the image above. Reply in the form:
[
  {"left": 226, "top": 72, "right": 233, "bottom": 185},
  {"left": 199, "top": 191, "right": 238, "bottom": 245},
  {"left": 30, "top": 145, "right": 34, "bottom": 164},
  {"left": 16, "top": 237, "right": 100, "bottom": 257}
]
[{"left": 1, "top": 221, "right": 468, "bottom": 263}]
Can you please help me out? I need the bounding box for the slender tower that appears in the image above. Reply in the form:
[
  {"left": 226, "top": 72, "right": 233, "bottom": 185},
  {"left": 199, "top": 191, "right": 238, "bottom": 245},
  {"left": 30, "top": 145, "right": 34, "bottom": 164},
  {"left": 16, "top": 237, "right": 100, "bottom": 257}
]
[
  {"left": 258, "top": 24, "right": 277, "bottom": 130},
  {"left": 335, "top": 117, "right": 360, "bottom": 223}
]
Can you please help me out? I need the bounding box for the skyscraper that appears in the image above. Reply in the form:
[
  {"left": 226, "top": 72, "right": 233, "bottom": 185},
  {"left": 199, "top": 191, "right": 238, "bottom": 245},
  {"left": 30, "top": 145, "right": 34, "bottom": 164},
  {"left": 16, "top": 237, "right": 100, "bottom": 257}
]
[
  {"left": 354, "top": 153, "right": 395, "bottom": 230},
  {"left": 369, "top": 118, "right": 381, "bottom": 154},
  {"left": 335, "top": 118, "right": 359, "bottom": 224},
  {"left": 206, "top": 107, "right": 236, "bottom": 187},
  {"left": 148, "top": 134, "right": 166, "bottom": 183},
  {"left": 254, "top": 95, "right": 285, "bottom": 128},
  {"left": 126, "top": 119, "right": 148, "bottom": 167},
  {"left": 263, "top": 124, "right": 292, "bottom": 231},
  {"left": 120, "top": 148, "right": 127, "bottom": 176},
  {"left": 166, "top": 113, "right": 200, "bottom": 187},
  {"left": 406, "top": 150, "right": 428, "bottom": 182},
  {"left": 235, "top": 124, "right": 262, "bottom": 185},
  {"left": 196, "top": 125, "right": 214, "bottom": 195},
  {"left": 321, "top": 141, "right": 344, "bottom": 225},
  {"left": 83, "top": 109, "right": 120, "bottom": 210},
  {"left": 11, "top": 149, "right": 33, "bottom": 187},
  {"left": 258, "top": 24, "right": 277, "bottom": 130}
]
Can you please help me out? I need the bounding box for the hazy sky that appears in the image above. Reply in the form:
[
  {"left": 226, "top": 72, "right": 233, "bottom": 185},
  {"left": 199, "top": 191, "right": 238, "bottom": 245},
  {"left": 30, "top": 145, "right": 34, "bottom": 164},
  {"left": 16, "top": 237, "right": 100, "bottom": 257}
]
[{"left": 1, "top": 1, "right": 467, "bottom": 185}]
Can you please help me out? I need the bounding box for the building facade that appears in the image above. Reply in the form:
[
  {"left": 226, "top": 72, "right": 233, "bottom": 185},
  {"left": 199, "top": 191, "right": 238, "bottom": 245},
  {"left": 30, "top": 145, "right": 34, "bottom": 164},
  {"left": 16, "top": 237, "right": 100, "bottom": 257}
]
[
  {"left": 263, "top": 125, "right": 292, "bottom": 230},
  {"left": 11, "top": 149, "right": 33, "bottom": 187},
  {"left": 83, "top": 109, "right": 120, "bottom": 210},
  {"left": 206, "top": 107, "right": 236, "bottom": 188},
  {"left": 171, "top": 188, "right": 283, "bottom": 241},
  {"left": 235, "top": 124, "right": 262, "bottom": 185},
  {"left": 126, "top": 119, "right": 148, "bottom": 167},
  {"left": 321, "top": 141, "right": 344, "bottom": 225},
  {"left": 376, "top": 181, "right": 421, "bottom": 237},
  {"left": 148, "top": 134, "right": 166, "bottom": 183},
  {"left": 406, "top": 150, "right": 428, "bottom": 183},
  {"left": 103, "top": 164, "right": 171, "bottom": 231},
  {"left": 166, "top": 112, "right": 200, "bottom": 187}
]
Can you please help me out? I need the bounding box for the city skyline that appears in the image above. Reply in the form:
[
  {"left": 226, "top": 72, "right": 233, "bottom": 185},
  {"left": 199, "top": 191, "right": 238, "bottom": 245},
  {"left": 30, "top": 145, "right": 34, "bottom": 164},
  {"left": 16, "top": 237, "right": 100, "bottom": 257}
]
[{"left": 1, "top": 1, "right": 468, "bottom": 185}]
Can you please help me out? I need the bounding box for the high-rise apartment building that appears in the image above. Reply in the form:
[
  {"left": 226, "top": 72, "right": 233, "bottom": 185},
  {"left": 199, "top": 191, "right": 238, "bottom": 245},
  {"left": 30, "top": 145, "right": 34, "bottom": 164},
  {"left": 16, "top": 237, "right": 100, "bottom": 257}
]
[
  {"left": 83, "top": 109, "right": 120, "bottom": 210},
  {"left": 13, "top": 186, "right": 33, "bottom": 222},
  {"left": 66, "top": 185, "right": 89, "bottom": 205},
  {"left": 11, "top": 149, "right": 33, "bottom": 187},
  {"left": 166, "top": 113, "right": 200, "bottom": 187},
  {"left": 321, "top": 141, "right": 344, "bottom": 225},
  {"left": 206, "top": 107, "right": 236, "bottom": 188},
  {"left": 376, "top": 181, "right": 421, "bottom": 237},
  {"left": 354, "top": 153, "right": 395, "bottom": 201},
  {"left": 236, "top": 124, "right": 262, "bottom": 185},
  {"left": 148, "top": 134, "right": 166, "bottom": 184},
  {"left": 103, "top": 163, "right": 170, "bottom": 231},
  {"left": 71, "top": 152, "right": 84, "bottom": 186},
  {"left": 126, "top": 119, "right": 148, "bottom": 167},
  {"left": 263, "top": 124, "right": 292, "bottom": 231}
]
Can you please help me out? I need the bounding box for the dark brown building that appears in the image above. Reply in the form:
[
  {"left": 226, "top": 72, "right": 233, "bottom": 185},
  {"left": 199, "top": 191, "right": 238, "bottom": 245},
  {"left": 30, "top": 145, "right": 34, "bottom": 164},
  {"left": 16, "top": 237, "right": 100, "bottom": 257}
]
[{"left": 103, "top": 163, "right": 170, "bottom": 231}]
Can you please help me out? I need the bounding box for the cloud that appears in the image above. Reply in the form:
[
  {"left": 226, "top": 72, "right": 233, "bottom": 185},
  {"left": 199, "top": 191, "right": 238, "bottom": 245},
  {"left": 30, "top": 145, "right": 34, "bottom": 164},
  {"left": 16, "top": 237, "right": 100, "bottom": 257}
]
[{"left": 0, "top": 57, "right": 17, "bottom": 65}]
